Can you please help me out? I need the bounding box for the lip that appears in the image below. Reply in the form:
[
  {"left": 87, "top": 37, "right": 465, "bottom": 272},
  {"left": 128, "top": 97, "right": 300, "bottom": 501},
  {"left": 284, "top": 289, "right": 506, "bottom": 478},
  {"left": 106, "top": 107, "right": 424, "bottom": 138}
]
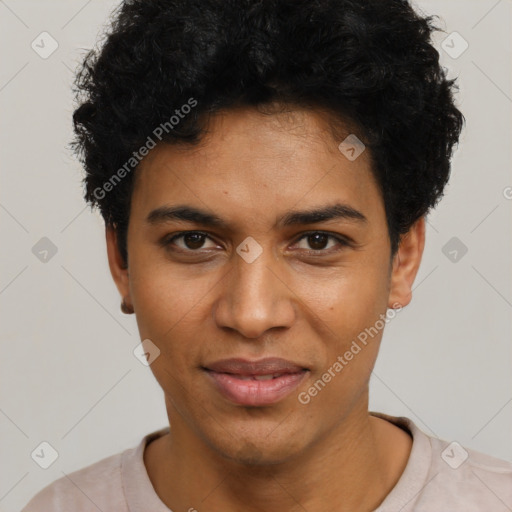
[
  {"left": 204, "top": 357, "right": 308, "bottom": 375},
  {"left": 203, "top": 357, "right": 309, "bottom": 406}
]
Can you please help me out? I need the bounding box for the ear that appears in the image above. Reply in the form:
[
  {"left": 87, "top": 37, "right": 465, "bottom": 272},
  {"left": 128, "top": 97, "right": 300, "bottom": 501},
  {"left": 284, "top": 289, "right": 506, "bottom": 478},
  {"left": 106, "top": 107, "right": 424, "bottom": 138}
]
[
  {"left": 106, "top": 226, "right": 132, "bottom": 307},
  {"left": 387, "top": 217, "right": 426, "bottom": 309}
]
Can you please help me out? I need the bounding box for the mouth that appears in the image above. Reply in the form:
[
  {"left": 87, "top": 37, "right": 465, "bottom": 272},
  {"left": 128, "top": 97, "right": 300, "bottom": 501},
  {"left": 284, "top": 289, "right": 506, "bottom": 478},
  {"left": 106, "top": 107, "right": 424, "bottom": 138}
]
[{"left": 202, "top": 357, "right": 310, "bottom": 406}]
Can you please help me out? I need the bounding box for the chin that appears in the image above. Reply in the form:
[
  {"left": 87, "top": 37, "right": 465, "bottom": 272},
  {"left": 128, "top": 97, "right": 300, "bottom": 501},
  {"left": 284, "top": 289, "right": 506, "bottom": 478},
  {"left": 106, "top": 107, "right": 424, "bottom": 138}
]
[
  {"left": 223, "top": 442, "right": 299, "bottom": 467},
  {"left": 206, "top": 424, "right": 307, "bottom": 467}
]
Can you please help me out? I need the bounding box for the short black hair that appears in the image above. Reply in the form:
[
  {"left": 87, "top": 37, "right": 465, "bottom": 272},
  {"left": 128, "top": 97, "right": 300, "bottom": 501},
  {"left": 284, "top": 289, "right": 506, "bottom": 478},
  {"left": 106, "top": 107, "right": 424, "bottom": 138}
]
[{"left": 72, "top": 0, "right": 465, "bottom": 266}]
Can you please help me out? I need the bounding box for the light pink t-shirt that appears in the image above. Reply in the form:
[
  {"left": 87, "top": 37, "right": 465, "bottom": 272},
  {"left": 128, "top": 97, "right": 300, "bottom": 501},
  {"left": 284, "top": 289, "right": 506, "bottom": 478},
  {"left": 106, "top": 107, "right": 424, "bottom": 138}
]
[{"left": 21, "top": 412, "right": 512, "bottom": 511}]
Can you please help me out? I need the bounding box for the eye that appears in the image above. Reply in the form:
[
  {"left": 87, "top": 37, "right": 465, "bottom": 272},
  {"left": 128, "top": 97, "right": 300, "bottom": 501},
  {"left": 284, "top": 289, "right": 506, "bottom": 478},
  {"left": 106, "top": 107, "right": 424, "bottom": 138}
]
[
  {"left": 161, "top": 230, "right": 350, "bottom": 255},
  {"left": 163, "top": 231, "right": 218, "bottom": 251},
  {"left": 293, "top": 231, "right": 349, "bottom": 253}
]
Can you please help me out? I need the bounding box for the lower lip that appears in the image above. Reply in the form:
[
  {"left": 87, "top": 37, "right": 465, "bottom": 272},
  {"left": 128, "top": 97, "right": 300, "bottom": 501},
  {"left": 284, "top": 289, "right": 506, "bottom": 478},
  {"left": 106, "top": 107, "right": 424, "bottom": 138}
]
[{"left": 204, "top": 369, "right": 308, "bottom": 406}]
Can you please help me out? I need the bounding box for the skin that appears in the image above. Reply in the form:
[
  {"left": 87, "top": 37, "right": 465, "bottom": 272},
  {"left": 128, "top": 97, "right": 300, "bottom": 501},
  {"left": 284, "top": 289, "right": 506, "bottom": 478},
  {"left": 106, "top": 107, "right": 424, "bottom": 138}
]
[{"left": 106, "top": 105, "right": 425, "bottom": 511}]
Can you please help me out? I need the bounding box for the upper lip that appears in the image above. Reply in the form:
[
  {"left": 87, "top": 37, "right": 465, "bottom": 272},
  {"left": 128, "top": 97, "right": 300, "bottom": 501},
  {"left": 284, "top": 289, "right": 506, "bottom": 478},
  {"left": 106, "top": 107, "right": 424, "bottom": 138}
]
[{"left": 203, "top": 357, "right": 308, "bottom": 376}]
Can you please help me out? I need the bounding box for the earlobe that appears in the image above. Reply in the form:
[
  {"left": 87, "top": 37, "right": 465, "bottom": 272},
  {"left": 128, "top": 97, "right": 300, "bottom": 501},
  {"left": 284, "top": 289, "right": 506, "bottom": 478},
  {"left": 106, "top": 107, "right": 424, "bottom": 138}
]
[
  {"left": 105, "top": 227, "right": 132, "bottom": 310},
  {"left": 387, "top": 217, "right": 426, "bottom": 309}
]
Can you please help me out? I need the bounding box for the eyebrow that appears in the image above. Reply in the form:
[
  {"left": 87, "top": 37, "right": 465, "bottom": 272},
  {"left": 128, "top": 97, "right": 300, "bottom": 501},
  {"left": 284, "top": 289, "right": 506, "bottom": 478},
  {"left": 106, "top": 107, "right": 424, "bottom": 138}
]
[{"left": 146, "top": 202, "right": 367, "bottom": 229}]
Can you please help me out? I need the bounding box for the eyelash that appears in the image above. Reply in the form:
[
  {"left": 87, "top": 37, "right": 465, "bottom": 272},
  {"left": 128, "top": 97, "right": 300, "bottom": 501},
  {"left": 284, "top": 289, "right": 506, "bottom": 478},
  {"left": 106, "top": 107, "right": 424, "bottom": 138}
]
[{"left": 161, "top": 230, "right": 350, "bottom": 255}]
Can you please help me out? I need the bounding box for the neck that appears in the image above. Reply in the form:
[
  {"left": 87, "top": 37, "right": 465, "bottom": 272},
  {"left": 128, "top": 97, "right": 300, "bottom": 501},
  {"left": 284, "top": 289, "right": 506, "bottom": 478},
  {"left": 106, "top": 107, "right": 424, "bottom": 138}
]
[{"left": 144, "top": 396, "right": 412, "bottom": 512}]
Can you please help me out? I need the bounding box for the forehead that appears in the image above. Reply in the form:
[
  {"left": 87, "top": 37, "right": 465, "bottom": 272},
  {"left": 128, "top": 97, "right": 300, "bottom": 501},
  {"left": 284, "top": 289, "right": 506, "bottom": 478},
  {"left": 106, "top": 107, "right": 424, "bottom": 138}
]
[{"left": 131, "top": 106, "right": 383, "bottom": 226}]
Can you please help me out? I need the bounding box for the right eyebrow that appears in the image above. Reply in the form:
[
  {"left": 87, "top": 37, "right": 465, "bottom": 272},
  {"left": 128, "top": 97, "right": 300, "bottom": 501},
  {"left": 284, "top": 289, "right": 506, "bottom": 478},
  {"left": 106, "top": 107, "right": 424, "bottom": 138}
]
[{"left": 147, "top": 205, "right": 229, "bottom": 229}]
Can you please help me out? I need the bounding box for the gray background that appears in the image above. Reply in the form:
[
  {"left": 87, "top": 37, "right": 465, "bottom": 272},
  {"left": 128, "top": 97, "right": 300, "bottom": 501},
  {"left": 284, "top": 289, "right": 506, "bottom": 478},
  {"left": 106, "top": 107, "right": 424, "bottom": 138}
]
[{"left": 1, "top": 0, "right": 511, "bottom": 510}]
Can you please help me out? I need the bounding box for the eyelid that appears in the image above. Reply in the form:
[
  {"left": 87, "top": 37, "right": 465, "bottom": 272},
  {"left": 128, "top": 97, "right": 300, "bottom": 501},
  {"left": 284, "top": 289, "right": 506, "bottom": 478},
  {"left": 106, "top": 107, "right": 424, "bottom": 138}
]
[
  {"left": 162, "top": 230, "right": 219, "bottom": 249},
  {"left": 291, "top": 231, "right": 351, "bottom": 251}
]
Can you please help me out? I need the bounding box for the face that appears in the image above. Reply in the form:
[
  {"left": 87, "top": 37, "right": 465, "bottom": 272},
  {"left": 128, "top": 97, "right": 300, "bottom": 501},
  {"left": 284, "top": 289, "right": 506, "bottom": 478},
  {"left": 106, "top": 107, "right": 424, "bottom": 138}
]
[{"left": 107, "top": 105, "right": 424, "bottom": 464}]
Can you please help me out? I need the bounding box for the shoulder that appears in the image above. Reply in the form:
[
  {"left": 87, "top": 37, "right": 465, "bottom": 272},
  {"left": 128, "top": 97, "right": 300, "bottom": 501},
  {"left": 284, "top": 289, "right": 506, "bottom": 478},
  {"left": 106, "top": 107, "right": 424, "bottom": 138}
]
[
  {"left": 372, "top": 412, "right": 512, "bottom": 511},
  {"left": 425, "top": 436, "right": 512, "bottom": 509},
  {"left": 20, "top": 449, "right": 130, "bottom": 512}
]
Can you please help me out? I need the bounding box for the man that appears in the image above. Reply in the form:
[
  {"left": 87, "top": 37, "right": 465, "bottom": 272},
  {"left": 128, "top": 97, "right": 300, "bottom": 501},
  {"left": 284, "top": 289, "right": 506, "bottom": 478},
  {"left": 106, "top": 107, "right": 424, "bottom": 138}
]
[{"left": 22, "top": 0, "right": 512, "bottom": 510}]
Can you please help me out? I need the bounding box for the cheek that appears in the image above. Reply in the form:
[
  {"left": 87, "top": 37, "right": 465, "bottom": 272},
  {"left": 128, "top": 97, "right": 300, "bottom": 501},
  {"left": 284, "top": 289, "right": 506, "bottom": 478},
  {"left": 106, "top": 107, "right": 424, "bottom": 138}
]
[
  {"left": 129, "top": 269, "right": 206, "bottom": 400},
  {"left": 129, "top": 255, "right": 214, "bottom": 337},
  {"left": 299, "top": 293, "right": 384, "bottom": 417},
  {"left": 128, "top": 272, "right": 195, "bottom": 384},
  {"left": 298, "top": 255, "right": 390, "bottom": 392},
  {"left": 298, "top": 257, "right": 390, "bottom": 344}
]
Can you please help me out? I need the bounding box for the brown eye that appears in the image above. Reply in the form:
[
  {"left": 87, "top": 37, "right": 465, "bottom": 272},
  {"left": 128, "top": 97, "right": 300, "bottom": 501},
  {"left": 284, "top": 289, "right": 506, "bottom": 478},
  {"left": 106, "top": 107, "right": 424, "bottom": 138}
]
[
  {"left": 181, "top": 233, "right": 206, "bottom": 250},
  {"left": 294, "top": 232, "right": 348, "bottom": 252},
  {"left": 306, "top": 233, "right": 329, "bottom": 250},
  {"left": 163, "top": 231, "right": 218, "bottom": 251}
]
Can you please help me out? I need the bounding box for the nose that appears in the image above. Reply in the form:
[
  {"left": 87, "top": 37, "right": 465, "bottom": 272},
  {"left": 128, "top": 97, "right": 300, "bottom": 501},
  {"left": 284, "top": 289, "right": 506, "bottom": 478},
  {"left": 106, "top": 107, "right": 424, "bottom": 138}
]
[{"left": 212, "top": 243, "right": 296, "bottom": 339}]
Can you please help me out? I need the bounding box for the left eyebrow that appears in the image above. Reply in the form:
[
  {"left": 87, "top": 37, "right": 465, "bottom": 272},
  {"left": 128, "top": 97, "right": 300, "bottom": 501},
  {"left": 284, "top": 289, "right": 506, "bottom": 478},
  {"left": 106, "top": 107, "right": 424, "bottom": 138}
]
[
  {"left": 146, "top": 202, "right": 367, "bottom": 229},
  {"left": 276, "top": 203, "right": 367, "bottom": 228}
]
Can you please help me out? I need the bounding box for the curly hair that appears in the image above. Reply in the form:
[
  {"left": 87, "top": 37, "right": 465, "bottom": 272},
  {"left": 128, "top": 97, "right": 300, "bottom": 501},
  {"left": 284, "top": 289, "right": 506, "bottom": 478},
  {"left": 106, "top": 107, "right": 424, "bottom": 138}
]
[{"left": 72, "top": 0, "right": 465, "bottom": 265}]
